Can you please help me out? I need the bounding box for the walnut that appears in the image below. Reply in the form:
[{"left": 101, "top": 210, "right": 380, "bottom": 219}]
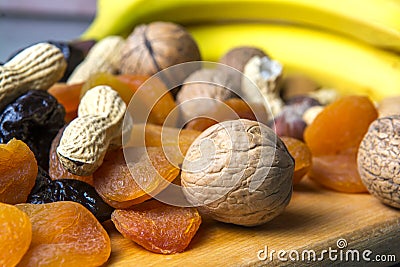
[
  {"left": 176, "top": 68, "right": 237, "bottom": 122},
  {"left": 120, "top": 21, "right": 201, "bottom": 89},
  {"left": 181, "top": 119, "right": 294, "bottom": 226},
  {"left": 357, "top": 115, "right": 400, "bottom": 208}
]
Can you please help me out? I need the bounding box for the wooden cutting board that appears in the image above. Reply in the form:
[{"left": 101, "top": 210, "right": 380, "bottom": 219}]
[{"left": 103, "top": 178, "right": 400, "bottom": 266}]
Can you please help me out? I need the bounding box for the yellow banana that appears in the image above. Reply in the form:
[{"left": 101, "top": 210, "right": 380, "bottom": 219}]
[
  {"left": 186, "top": 23, "right": 400, "bottom": 101},
  {"left": 83, "top": 0, "right": 400, "bottom": 52}
]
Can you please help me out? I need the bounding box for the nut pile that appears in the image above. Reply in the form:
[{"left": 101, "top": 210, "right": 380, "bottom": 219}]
[{"left": 0, "top": 20, "right": 399, "bottom": 266}]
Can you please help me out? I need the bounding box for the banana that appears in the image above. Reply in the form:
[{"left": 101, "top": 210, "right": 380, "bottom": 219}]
[
  {"left": 82, "top": 0, "right": 400, "bottom": 52},
  {"left": 186, "top": 23, "right": 400, "bottom": 101}
]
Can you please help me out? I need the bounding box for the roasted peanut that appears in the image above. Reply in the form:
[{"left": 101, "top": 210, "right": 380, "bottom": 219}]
[
  {"left": 57, "top": 85, "right": 127, "bottom": 175},
  {"left": 67, "top": 36, "right": 125, "bottom": 84},
  {"left": 0, "top": 43, "right": 66, "bottom": 111}
]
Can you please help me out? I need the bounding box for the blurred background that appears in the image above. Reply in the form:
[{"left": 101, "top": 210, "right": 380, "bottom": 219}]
[{"left": 0, "top": 0, "right": 96, "bottom": 62}]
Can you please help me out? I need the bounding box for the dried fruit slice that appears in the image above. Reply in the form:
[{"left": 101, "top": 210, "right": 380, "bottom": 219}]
[
  {"left": 127, "top": 123, "right": 201, "bottom": 157},
  {"left": 16, "top": 201, "right": 111, "bottom": 267},
  {"left": 48, "top": 82, "right": 83, "bottom": 122},
  {"left": 309, "top": 154, "right": 366, "bottom": 193},
  {"left": 94, "top": 147, "right": 180, "bottom": 208},
  {"left": 0, "top": 138, "right": 38, "bottom": 204},
  {"left": 304, "top": 96, "right": 377, "bottom": 156},
  {"left": 49, "top": 127, "right": 94, "bottom": 185},
  {"left": 281, "top": 136, "right": 312, "bottom": 185},
  {"left": 123, "top": 74, "right": 177, "bottom": 126},
  {"left": 304, "top": 96, "right": 377, "bottom": 193},
  {"left": 111, "top": 200, "right": 201, "bottom": 254},
  {"left": 81, "top": 72, "right": 135, "bottom": 104},
  {"left": 0, "top": 202, "right": 32, "bottom": 267},
  {"left": 185, "top": 98, "right": 261, "bottom": 132}
]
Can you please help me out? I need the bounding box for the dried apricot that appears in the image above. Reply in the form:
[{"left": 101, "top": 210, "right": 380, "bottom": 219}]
[
  {"left": 281, "top": 136, "right": 312, "bottom": 185},
  {"left": 16, "top": 201, "right": 111, "bottom": 267},
  {"left": 48, "top": 82, "right": 83, "bottom": 122},
  {"left": 94, "top": 147, "right": 180, "bottom": 208},
  {"left": 0, "top": 139, "right": 38, "bottom": 204},
  {"left": 310, "top": 154, "right": 366, "bottom": 193},
  {"left": 304, "top": 96, "right": 377, "bottom": 156},
  {"left": 0, "top": 202, "right": 32, "bottom": 267},
  {"left": 112, "top": 200, "right": 201, "bottom": 254},
  {"left": 125, "top": 74, "right": 177, "bottom": 126},
  {"left": 185, "top": 98, "right": 263, "bottom": 131},
  {"left": 81, "top": 72, "right": 135, "bottom": 104},
  {"left": 304, "top": 96, "right": 377, "bottom": 192},
  {"left": 49, "top": 127, "right": 93, "bottom": 185},
  {"left": 127, "top": 123, "right": 201, "bottom": 156}
]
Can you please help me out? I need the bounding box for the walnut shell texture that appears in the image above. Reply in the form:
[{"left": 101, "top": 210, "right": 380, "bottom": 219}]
[
  {"left": 120, "top": 21, "right": 201, "bottom": 86},
  {"left": 358, "top": 115, "right": 400, "bottom": 208},
  {"left": 181, "top": 119, "right": 294, "bottom": 226},
  {"left": 177, "top": 69, "right": 237, "bottom": 122}
]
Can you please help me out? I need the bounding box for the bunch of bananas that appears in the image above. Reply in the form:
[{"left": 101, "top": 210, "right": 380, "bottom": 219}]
[{"left": 82, "top": 0, "right": 400, "bottom": 101}]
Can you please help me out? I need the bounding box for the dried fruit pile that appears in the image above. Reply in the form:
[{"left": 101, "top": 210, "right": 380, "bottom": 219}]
[{"left": 0, "top": 20, "right": 399, "bottom": 266}]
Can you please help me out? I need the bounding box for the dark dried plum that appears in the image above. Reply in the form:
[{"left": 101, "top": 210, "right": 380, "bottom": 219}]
[
  {"left": 28, "top": 172, "right": 114, "bottom": 222},
  {"left": 0, "top": 90, "right": 65, "bottom": 169}
]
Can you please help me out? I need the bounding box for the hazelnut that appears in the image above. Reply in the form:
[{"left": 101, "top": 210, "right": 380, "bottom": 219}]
[
  {"left": 176, "top": 69, "right": 236, "bottom": 122},
  {"left": 120, "top": 21, "right": 201, "bottom": 89},
  {"left": 181, "top": 119, "right": 294, "bottom": 226},
  {"left": 357, "top": 115, "right": 400, "bottom": 208}
]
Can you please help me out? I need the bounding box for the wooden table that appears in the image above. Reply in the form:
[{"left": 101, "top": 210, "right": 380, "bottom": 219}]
[{"left": 103, "top": 178, "right": 400, "bottom": 266}]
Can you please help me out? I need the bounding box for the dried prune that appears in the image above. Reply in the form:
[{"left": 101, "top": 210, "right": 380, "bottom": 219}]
[
  {"left": 112, "top": 200, "right": 201, "bottom": 254},
  {"left": 0, "top": 90, "right": 65, "bottom": 169},
  {"left": 0, "top": 202, "right": 32, "bottom": 267},
  {"left": 28, "top": 170, "right": 113, "bottom": 222},
  {"left": 16, "top": 201, "right": 111, "bottom": 266}
]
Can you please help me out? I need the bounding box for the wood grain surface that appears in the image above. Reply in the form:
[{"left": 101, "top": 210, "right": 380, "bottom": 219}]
[{"left": 103, "top": 178, "right": 400, "bottom": 266}]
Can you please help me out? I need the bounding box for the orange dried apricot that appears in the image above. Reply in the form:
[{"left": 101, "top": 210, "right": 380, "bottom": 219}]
[
  {"left": 94, "top": 147, "right": 180, "bottom": 209},
  {"left": 81, "top": 72, "right": 135, "bottom": 104},
  {"left": 0, "top": 202, "right": 32, "bottom": 267},
  {"left": 124, "top": 74, "right": 177, "bottom": 126},
  {"left": 304, "top": 96, "right": 378, "bottom": 192},
  {"left": 185, "top": 98, "right": 262, "bottom": 132},
  {"left": 48, "top": 82, "right": 83, "bottom": 122},
  {"left": 0, "top": 139, "right": 38, "bottom": 204},
  {"left": 281, "top": 136, "right": 311, "bottom": 185},
  {"left": 16, "top": 201, "right": 111, "bottom": 267},
  {"left": 185, "top": 117, "right": 217, "bottom": 132},
  {"left": 112, "top": 200, "right": 201, "bottom": 254},
  {"left": 49, "top": 127, "right": 94, "bottom": 185},
  {"left": 310, "top": 154, "right": 366, "bottom": 193},
  {"left": 127, "top": 123, "right": 201, "bottom": 156},
  {"left": 304, "top": 96, "right": 377, "bottom": 156}
]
